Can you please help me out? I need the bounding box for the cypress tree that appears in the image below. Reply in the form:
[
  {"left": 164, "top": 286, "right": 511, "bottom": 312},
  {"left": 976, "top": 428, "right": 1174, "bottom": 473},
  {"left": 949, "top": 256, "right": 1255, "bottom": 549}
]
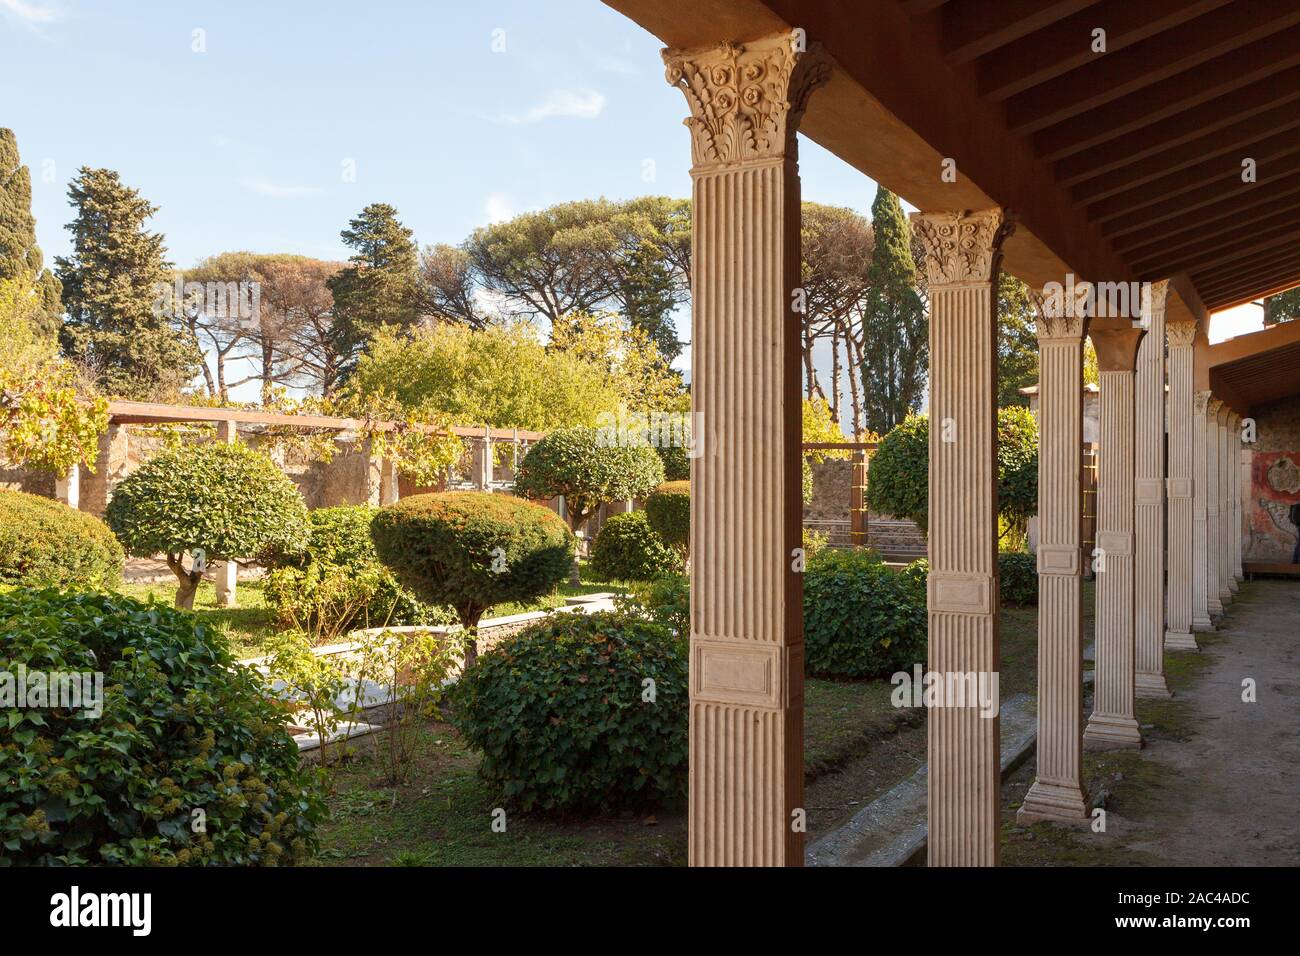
[{"left": 0, "top": 128, "right": 63, "bottom": 338}]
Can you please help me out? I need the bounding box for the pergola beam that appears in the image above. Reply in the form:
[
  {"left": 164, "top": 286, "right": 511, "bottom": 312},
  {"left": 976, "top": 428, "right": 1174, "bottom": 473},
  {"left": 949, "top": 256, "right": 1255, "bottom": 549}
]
[
  {"left": 942, "top": 0, "right": 1099, "bottom": 66},
  {"left": 1113, "top": 181, "right": 1300, "bottom": 255}
]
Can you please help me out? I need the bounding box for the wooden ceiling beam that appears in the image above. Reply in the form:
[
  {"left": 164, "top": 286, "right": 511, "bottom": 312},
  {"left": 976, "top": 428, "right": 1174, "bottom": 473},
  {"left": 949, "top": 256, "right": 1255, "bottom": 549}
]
[
  {"left": 1195, "top": 253, "right": 1300, "bottom": 300},
  {"left": 979, "top": 0, "right": 1229, "bottom": 102},
  {"left": 1033, "top": 24, "right": 1300, "bottom": 161},
  {"left": 1007, "top": 0, "right": 1300, "bottom": 134},
  {"left": 1206, "top": 278, "right": 1300, "bottom": 312},
  {"left": 1132, "top": 209, "right": 1300, "bottom": 276},
  {"left": 1140, "top": 227, "right": 1300, "bottom": 281},
  {"left": 1116, "top": 191, "right": 1300, "bottom": 260},
  {"left": 1102, "top": 170, "right": 1300, "bottom": 240},
  {"left": 942, "top": 0, "right": 1100, "bottom": 65}
]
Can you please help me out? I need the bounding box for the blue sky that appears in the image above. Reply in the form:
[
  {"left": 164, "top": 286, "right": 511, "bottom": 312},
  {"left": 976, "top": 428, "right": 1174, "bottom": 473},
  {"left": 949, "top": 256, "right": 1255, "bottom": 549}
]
[{"left": 1, "top": 0, "right": 1260, "bottom": 402}]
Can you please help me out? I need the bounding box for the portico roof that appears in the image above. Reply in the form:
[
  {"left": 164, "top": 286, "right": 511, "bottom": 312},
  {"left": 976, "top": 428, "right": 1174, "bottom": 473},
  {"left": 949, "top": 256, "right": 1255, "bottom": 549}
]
[
  {"left": 607, "top": 0, "right": 1300, "bottom": 327},
  {"left": 1203, "top": 318, "right": 1300, "bottom": 413}
]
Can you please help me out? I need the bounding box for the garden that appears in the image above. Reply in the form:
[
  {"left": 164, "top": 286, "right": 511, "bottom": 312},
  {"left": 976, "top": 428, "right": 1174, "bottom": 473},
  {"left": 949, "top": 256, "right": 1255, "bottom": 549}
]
[{"left": 0, "top": 397, "right": 1042, "bottom": 866}]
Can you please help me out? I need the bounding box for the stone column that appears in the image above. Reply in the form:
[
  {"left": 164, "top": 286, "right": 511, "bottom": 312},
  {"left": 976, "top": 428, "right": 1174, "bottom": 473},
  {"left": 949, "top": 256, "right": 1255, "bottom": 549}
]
[
  {"left": 1192, "top": 392, "right": 1215, "bottom": 632},
  {"left": 55, "top": 462, "right": 80, "bottom": 510},
  {"left": 1232, "top": 419, "right": 1245, "bottom": 582},
  {"left": 213, "top": 420, "right": 239, "bottom": 608},
  {"left": 663, "top": 34, "right": 829, "bottom": 867},
  {"left": 1166, "top": 324, "right": 1198, "bottom": 650},
  {"left": 1084, "top": 324, "right": 1146, "bottom": 751},
  {"left": 1134, "top": 282, "right": 1170, "bottom": 699},
  {"left": 1216, "top": 405, "right": 1233, "bottom": 606},
  {"left": 1204, "top": 398, "right": 1224, "bottom": 620},
  {"left": 379, "top": 458, "right": 400, "bottom": 505},
  {"left": 1017, "top": 299, "right": 1089, "bottom": 825},
  {"left": 81, "top": 422, "right": 128, "bottom": 517},
  {"left": 912, "top": 209, "right": 1014, "bottom": 865}
]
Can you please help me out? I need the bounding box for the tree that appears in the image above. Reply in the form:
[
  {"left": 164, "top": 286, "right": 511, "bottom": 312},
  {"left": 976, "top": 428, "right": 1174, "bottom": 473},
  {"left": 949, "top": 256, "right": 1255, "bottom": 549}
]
[
  {"left": 56, "top": 167, "right": 200, "bottom": 400},
  {"left": 513, "top": 426, "right": 665, "bottom": 583},
  {"left": 606, "top": 196, "right": 691, "bottom": 362},
  {"left": 326, "top": 203, "right": 421, "bottom": 373},
  {"left": 419, "top": 243, "right": 491, "bottom": 329},
  {"left": 0, "top": 129, "right": 62, "bottom": 338},
  {"left": 548, "top": 311, "right": 683, "bottom": 413},
  {"left": 998, "top": 273, "right": 1040, "bottom": 408},
  {"left": 1264, "top": 288, "right": 1300, "bottom": 324},
  {"left": 645, "top": 480, "right": 690, "bottom": 562},
  {"left": 105, "top": 442, "right": 310, "bottom": 609},
  {"left": 370, "top": 491, "right": 574, "bottom": 667},
  {"left": 860, "top": 186, "right": 927, "bottom": 435}
]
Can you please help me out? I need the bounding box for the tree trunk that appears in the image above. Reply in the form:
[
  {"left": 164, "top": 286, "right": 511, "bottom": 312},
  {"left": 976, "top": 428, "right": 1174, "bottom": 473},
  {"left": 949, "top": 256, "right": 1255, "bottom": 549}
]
[{"left": 167, "top": 554, "right": 202, "bottom": 610}]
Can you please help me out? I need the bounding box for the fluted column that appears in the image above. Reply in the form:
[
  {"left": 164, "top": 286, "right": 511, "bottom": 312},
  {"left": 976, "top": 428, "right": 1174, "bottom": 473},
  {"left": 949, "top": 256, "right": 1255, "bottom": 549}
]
[
  {"left": 1085, "top": 325, "right": 1145, "bottom": 751},
  {"left": 664, "top": 35, "right": 829, "bottom": 867},
  {"left": 1166, "top": 324, "right": 1198, "bottom": 650},
  {"left": 1216, "top": 404, "right": 1233, "bottom": 606},
  {"left": 1017, "top": 299, "right": 1089, "bottom": 824},
  {"left": 1228, "top": 412, "right": 1243, "bottom": 585},
  {"left": 213, "top": 420, "right": 239, "bottom": 608},
  {"left": 1205, "top": 398, "right": 1224, "bottom": 619},
  {"left": 1134, "top": 282, "right": 1170, "bottom": 698},
  {"left": 912, "top": 209, "right": 1014, "bottom": 865},
  {"left": 1191, "top": 391, "right": 1214, "bottom": 634}
]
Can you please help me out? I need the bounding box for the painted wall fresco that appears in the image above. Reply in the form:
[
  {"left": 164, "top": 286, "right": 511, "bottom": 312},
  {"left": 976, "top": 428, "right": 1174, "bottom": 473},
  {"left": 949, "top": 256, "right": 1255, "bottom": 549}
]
[{"left": 1245, "top": 450, "right": 1300, "bottom": 564}]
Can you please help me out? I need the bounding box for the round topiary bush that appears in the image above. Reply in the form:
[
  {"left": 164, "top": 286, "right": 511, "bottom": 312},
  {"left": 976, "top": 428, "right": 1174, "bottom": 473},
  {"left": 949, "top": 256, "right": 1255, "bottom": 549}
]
[
  {"left": 644, "top": 480, "right": 690, "bottom": 561},
  {"left": 370, "top": 491, "right": 574, "bottom": 666},
  {"left": 803, "top": 548, "right": 927, "bottom": 678},
  {"left": 589, "top": 510, "right": 682, "bottom": 582},
  {"left": 105, "top": 442, "right": 309, "bottom": 609},
  {"left": 452, "top": 610, "right": 688, "bottom": 813},
  {"left": 513, "top": 426, "right": 664, "bottom": 582},
  {"left": 654, "top": 443, "right": 690, "bottom": 482},
  {"left": 264, "top": 505, "right": 448, "bottom": 634},
  {"left": 998, "top": 551, "right": 1039, "bottom": 607},
  {"left": 0, "top": 489, "right": 123, "bottom": 589},
  {"left": 0, "top": 589, "right": 325, "bottom": 865}
]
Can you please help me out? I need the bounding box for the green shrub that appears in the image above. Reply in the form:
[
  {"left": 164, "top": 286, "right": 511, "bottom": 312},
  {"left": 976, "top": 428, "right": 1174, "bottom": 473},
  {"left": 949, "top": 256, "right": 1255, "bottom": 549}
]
[
  {"left": 0, "top": 590, "right": 325, "bottom": 865},
  {"left": 644, "top": 480, "right": 690, "bottom": 560},
  {"left": 589, "top": 511, "right": 682, "bottom": 582},
  {"left": 899, "top": 557, "right": 929, "bottom": 603},
  {"left": 618, "top": 572, "right": 691, "bottom": 644},
  {"left": 996, "top": 406, "right": 1039, "bottom": 546},
  {"left": 105, "top": 442, "right": 309, "bottom": 608},
  {"left": 452, "top": 611, "right": 688, "bottom": 813},
  {"left": 998, "top": 551, "right": 1038, "bottom": 606},
  {"left": 654, "top": 443, "right": 691, "bottom": 483},
  {"left": 803, "top": 548, "right": 927, "bottom": 678},
  {"left": 0, "top": 489, "right": 123, "bottom": 589},
  {"left": 264, "top": 506, "right": 448, "bottom": 636},
  {"left": 371, "top": 492, "right": 574, "bottom": 665}
]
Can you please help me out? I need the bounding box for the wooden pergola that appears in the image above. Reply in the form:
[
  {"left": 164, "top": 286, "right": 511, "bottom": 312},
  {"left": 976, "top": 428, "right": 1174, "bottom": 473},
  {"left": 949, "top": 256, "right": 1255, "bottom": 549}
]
[{"left": 603, "top": 0, "right": 1300, "bottom": 865}]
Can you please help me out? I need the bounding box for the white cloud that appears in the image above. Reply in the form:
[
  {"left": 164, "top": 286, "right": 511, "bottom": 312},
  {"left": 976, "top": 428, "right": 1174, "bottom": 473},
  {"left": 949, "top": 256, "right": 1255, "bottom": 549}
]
[
  {"left": 484, "top": 192, "right": 514, "bottom": 224},
  {"left": 491, "top": 88, "right": 606, "bottom": 125},
  {"left": 238, "top": 177, "right": 324, "bottom": 199},
  {"left": 0, "top": 0, "right": 61, "bottom": 25}
]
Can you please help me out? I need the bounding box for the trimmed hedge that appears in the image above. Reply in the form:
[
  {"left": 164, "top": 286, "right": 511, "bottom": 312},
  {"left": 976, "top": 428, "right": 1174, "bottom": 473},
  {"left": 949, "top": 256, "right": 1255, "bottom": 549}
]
[
  {"left": 0, "top": 489, "right": 123, "bottom": 589},
  {"left": 589, "top": 511, "right": 682, "bottom": 582},
  {"left": 803, "top": 548, "right": 927, "bottom": 678},
  {"left": 644, "top": 480, "right": 690, "bottom": 559},
  {"left": 0, "top": 590, "right": 325, "bottom": 865},
  {"left": 452, "top": 611, "right": 688, "bottom": 813},
  {"left": 998, "top": 551, "right": 1039, "bottom": 607},
  {"left": 371, "top": 491, "right": 574, "bottom": 631}
]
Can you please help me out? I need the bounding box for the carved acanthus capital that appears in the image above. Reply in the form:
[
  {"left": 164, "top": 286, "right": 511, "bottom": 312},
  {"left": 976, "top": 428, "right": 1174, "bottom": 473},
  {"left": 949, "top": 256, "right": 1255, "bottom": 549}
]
[
  {"left": 910, "top": 210, "right": 1015, "bottom": 288},
  {"left": 1193, "top": 390, "right": 1211, "bottom": 416},
  {"left": 1167, "top": 320, "right": 1198, "bottom": 348},
  {"left": 1207, "top": 396, "right": 1224, "bottom": 416},
  {"left": 663, "top": 34, "right": 830, "bottom": 171},
  {"left": 1141, "top": 279, "right": 1169, "bottom": 324},
  {"left": 1029, "top": 289, "right": 1088, "bottom": 341}
]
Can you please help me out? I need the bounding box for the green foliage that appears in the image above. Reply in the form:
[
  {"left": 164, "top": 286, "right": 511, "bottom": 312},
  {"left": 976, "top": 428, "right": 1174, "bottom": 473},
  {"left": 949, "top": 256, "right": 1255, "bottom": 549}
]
[
  {"left": 655, "top": 442, "right": 690, "bottom": 482},
  {"left": 0, "top": 129, "right": 62, "bottom": 337},
  {"left": 452, "top": 611, "right": 688, "bottom": 813},
  {"left": 998, "top": 551, "right": 1038, "bottom": 607},
  {"left": 264, "top": 506, "right": 448, "bottom": 636},
  {"left": 106, "top": 442, "right": 309, "bottom": 563},
  {"left": 803, "top": 548, "right": 927, "bottom": 678},
  {"left": 1264, "top": 288, "right": 1300, "bottom": 324},
  {"left": 590, "top": 510, "right": 682, "bottom": 582},
  {"left": 998, "top": 273, "right": 1040, "bottom": 408},
  {"left": 0, "top": 490, "right": 123, "bottom": 589},
  {"left": 865, "top": 409, "right": 1039, "bottom": 533},
  {"left": 513, "top": 426, "right": 665, "bottom": 531},
  {"left": 865, "top": 414, "right": 929, "bottom": 526},
  {"left": 644, "top": 480, "right": 689, "bottom": 558},
  {"left": 55, "top": 167, "right": 200, "bottom": 400},
  {"left": 370, "top": 492, "right": 574, "bottom": 634},
  {"left": 618, "top": 573, "right": 690, "bottom": 644},
  {"left": 0, "top": 590, "right": 325, "bottom": 865}
]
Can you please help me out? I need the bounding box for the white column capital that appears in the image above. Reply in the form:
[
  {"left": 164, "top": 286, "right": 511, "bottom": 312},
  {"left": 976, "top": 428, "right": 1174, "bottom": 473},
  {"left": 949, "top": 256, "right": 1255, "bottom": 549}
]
[{"left": 910, "top": 210, "right": 1015, "bottom": 288}]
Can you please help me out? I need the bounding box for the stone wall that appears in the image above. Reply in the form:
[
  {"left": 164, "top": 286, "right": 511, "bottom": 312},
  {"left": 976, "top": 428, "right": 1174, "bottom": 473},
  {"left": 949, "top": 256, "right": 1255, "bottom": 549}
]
[{"left": 1243, "top": 395, "right": 1300, "bottom": 564}]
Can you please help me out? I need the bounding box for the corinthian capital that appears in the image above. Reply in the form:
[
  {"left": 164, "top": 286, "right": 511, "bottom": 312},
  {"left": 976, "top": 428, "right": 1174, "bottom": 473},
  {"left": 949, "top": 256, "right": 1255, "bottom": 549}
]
[
  {"left": 910, "top": 210, "right": 1015, "bottom": 288},
  {"left": 663, "top": 34, "right": 830, "bottom": 171},
  {"left": 1166, "top": 320, "right": 1197, "bottom": 348},
  {"left": 1030, "top": 288, "right": 1087, "bottom": 340}
]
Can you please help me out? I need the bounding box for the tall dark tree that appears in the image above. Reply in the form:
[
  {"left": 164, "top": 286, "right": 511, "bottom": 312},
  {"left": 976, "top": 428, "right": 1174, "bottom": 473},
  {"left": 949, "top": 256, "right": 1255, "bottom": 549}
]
[
  {"left": 997, "top": 274, "right": 1039, "bottom": 408},
  {"left": 1264, "top": 288, "right": 1300, "bottom": 324},
  {"left": 327, "top": 203, "right": 421, "bottom": 372},
  {"left": 0, "top": 129, "right": 62, "bottom": 338},
  {"left": 56, "top": 167, "right": 199, "bottom": 400},
  {"left": 859, "top": 186, "right": 926, "bottom": 434}
]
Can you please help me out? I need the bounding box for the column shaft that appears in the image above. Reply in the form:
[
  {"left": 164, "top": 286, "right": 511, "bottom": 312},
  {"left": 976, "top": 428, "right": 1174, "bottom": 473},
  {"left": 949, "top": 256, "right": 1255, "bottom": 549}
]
[
  {"left": 665, "top": 35, "right": 829, "bottom": 867},
  {"left": 1085, "top": 327, "right": 1145, "bottom": 751},
  {"left": 1018, "top": 308, "right": 1089, "bottom": 824},
  {"left": 1216, "top": 407, "right": 1233, "bottom": 605},
  {"left": 1205, "top": 399, "right": 1224, "bottom": 619},
  {"left": 1165, "top": 325, "right": 1198, "bottom": 649},
  {"left": 1229, "top": 413, "right": 1243, "bottom": 584},
  {"left": 1134, "top": 284, "right": 1170, "bottom": 698},
  {"left": 913, "top": 210, "right": 1013, "bottom": 864},
  {"left": 214, "top": 420, "right": 238, "bottom": 608}
]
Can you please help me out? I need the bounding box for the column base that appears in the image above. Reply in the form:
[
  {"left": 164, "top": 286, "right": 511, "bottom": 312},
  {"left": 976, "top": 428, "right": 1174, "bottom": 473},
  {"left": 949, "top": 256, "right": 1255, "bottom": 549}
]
[
  {"left": 1017, "top": 781, "right": 1091, "bottom": 826},
  {"left": 1135, "top": 672, "right": 1173, "bottom": 698},
  {"left": 1084, "top": 714, "right": 1143, "bottom": 751},
  {"left": 1166, "top": 629, "right": 1201, "bottom": 650},
  {"left": 1228, "top": 579, "right": 1239, "bottom": 593}
]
